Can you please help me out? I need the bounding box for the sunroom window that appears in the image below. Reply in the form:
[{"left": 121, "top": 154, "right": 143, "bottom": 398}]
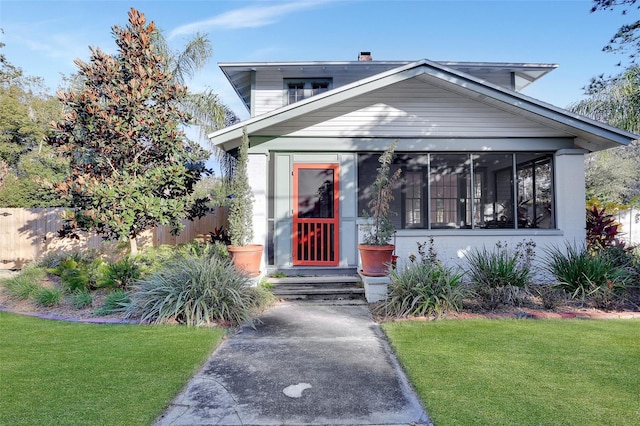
[
  {"left": 284, "top": 78, "right": 332, "bottom": 105},
  {"left": 404, "top": 171, "right": 423, "bottom": 227},
  {"left": 358, "top": 152, "right": 555, "bottom": 230},
  {"left": 287, "top": 82, "right": 305, "bottom": 104}
]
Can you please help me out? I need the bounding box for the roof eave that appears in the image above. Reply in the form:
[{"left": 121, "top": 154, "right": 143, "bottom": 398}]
[{"left": 209, "top": 60, "right": 638, "bottom": 151}]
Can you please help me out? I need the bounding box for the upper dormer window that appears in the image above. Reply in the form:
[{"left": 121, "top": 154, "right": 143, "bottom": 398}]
[{"left": 284, "top": 78, "right": 332, "bottom": 105}]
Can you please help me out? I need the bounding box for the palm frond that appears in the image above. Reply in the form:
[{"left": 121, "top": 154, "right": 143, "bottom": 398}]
[{"left": 170, "top": 33, "right": 212, "bottom": 85}]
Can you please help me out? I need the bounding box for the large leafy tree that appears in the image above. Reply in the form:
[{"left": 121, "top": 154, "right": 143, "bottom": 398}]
[
  {"left": 568, "top": 1, "right": 640, "bottom": 206},
  {"left": 0, "top": 38, "right": 68, "bottom": 206},
  {"left": 59, "top": 29, "right": 238, "bottom": 193},
  {"left": 48, "top": 8, "right": 210, "bottom": 255}
]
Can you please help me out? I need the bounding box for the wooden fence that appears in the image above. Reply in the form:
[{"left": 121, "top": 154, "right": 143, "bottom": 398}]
[{"left": 0, "top": 208, "right": 228, "bottom": 269}]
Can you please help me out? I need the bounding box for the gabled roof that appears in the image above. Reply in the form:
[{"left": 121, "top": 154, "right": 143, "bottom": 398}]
[
  {"left": 220, "top": 60, "right": 558, "bottom": 112},
  {"left": 209, "top": 59, "right": 638, "bottom": 152}
]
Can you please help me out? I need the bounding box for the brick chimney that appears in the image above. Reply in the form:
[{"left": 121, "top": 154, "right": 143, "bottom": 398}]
[{"left": 358, "top": 51, "right": 372, "bottom": 61}]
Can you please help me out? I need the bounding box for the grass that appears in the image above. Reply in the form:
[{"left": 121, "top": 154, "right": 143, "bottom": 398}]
[
  {"left": 1, "top": 265, "right": 46, "bottom": 299},
  {"left": 0, "top": 312, "right": 225, "bottom": 426},
  {"left": 383, "top": 319, "right": 640, "bottom": 426}
]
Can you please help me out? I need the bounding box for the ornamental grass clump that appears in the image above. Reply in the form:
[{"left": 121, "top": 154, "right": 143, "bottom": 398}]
[
  {"left": 465, "top": 240, "right": 535, "bottom": 309},
  {"left": 71, "top": 290, "right": 93, "bottom": 309},
  {"left": 379, "top": 261, "right": 466, "bottom": 318},
  {"left": 0, "top": 265, "right": 46, "bottom": 300},
  {"left": 124, "top": 245, "right": 273, "bottom": 326},
  {"left": 544, "top": 243, "right": 632, "bottom": 308},
  {"left": 94, "top": 289, "right": 130, "bottom": 316},
  {"left": 34, "top": 287, "right": 62, "bottom": 307}
]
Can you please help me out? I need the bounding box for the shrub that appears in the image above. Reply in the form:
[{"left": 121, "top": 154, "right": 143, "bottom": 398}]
[
  {"left": 97, "top": 257, "right": 141, "bottom": 289},
  {"left": 71, "top": 290, "right": 93, "bottom": 309},
  {"left": 209, "top": 241, "right": 230, "bottom": 259},
  {"left": 209, "top": 226, "right": 231, "bottom": 245},
  {"left": 544, "top": 243, "right": 632, "bottom": 307},
  {"left": 34, "top": 287, "right": 62, "bottom": 307},
  {"left": 586, "top": 206, "right": 624, "bottom": 254},
  {"left": 412, "top": 237, "right": 439, "bottom": 265},
  {"left": 360, "top": 140, "right": 402, "bottom": 246},
  {"left": 124, "top": 245, "right": 274, "bottom": 326},
  {"left": 94, "top": 290, "right": 130, "bottom": 316},
  {"left": 1, "top": 265, "right": 46, "bottom": 299},
  {"left": 38, "top": 249, "right": 99, "bottom": 269},
  {"left": 134, "top": 244, "right": 177, "bottom": 273},
  {"left": 378, "top": 261, "right": 466, "bottom": 318},
  {"left": 60, "top": 264, "right": 90, "bottom": 292},
  {"left": 629, "top": 247, "right": 640, "bottom": 281},
  {"left": 50, "top": 257, "right": 106, "bottom": 292},
  {"left": 465, "top": 240, "right": 535, "bottom": 309}
]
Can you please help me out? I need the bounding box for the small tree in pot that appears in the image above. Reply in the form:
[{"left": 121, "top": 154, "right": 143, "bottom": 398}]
[
  {"left": 227, "top": 127, "right": 263, "bottom": 277},
  {"left": 359, "top": 140, "right": 401, "bottom": 276}
]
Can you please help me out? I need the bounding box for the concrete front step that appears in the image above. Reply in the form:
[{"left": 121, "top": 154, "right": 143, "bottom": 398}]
[
  {"left": 266, "top": 275, "right": 364, "bottom": 302},
  {"left": 267, "top": 276, "right": 360, "bottom": 285}
]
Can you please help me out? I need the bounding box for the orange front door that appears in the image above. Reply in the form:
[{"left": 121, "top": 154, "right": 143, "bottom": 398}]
[{"left": 292, "top": 164, "right": 339, "bottom": 266}]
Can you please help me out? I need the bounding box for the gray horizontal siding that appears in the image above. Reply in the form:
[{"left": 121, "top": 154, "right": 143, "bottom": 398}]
[
  {"left": 254, "top": 66, "right": 414, "bottom": 116},
  {"left": 254, "top": 70, "right": 284, "bottom": 117},
  {"left": 260, "top": 79, "right": 569, "bottom": 138},
  {"left": 253, "top": 66, "right": 519, "bottom": 116}
]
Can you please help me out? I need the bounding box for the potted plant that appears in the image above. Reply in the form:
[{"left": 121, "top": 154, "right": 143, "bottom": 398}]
[
  {"left": 358, "top": 140, "right": 402, "bottom": 276},
  {"left": 226, "top": 127, "right": 263, "bottom": 277}
]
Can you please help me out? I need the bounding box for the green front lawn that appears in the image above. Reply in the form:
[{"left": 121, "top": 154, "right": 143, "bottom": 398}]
[
  {"left": 0, "top": 312, "right": 225, "bottom": 426},
  {"left": 383, "top": 319, "right": 640, "bottom": 426}
]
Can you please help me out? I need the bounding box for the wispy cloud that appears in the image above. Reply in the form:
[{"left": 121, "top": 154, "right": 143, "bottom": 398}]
[{"left": 169, "top": 1, "right": 330, "bottom": 39}]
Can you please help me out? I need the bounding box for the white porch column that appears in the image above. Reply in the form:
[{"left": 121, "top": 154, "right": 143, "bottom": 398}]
[
  {"left": 554, "top": 149, "right": 588, "bottom": 243},
  {"left": 247, "top": 153, "right": 268, "bottom": 251}
]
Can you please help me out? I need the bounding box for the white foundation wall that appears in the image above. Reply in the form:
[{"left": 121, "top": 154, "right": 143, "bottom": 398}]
[{"left": 389, "top": 232, "right": 569, "bottom": 282}]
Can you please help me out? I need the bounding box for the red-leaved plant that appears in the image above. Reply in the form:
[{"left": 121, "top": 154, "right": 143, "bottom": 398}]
[{"left": 586, "top": 206, "right": 624, "bottom": 253}]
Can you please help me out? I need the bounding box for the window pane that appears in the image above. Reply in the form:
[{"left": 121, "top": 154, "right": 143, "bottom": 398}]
[
  {"left": 474, "top": 154, "right": 514, "bottom": 228},
  {"left": 312, "top": 82, "right": 329, "bottom": 95},
  {"left": 535, "top": 161, "right": 553, "bottom": 228},
  {"left": 357, "top": 153, "right": 403, "bottom": 229},
  {"left": 430, "top": 154, "right": 470, "bottom": 228},
  {"left": 357, "top": 154, "right": 381, "bottom": 215},
  {"left": 284, "top": 78, "right": 332, "bottom": 105},
  {"left": 288, "top": 83, "right": 304, "bottom": 104},
  {"left": 404, "top": 171, "right": 422, "bottom": 227},
  {"left": 516, "top": 153, "right": 554, "bottom": 228},
  {"left": 297, "top": 168, "right": 334, "bottom": 219}
]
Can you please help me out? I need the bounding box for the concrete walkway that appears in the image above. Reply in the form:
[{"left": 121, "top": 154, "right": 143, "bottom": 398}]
[{"left": 155, "top": 302, "right": 431, "bottom": 425}]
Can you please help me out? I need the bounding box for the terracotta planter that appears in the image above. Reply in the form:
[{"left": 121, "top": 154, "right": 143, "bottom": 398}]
[
  {"left": 227, "top": 244, "right": 264, "bottom": 277},
  {"left": 358, "top": 244, "right": 395, "bottom": 277}
]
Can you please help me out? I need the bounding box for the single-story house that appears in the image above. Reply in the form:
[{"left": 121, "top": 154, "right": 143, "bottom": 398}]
[{"left": 208, "top": 52, "right": 638, "bottom": 278}]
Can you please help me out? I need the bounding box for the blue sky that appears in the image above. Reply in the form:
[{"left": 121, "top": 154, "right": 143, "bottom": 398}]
[{"left": 1, "top": 0, "right": 631, "bottom": 122}]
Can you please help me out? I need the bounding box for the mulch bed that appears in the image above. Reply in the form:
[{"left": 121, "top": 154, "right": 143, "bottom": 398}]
[{"left": 2, "top": 270, "right": 639, "bottom": 324}]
